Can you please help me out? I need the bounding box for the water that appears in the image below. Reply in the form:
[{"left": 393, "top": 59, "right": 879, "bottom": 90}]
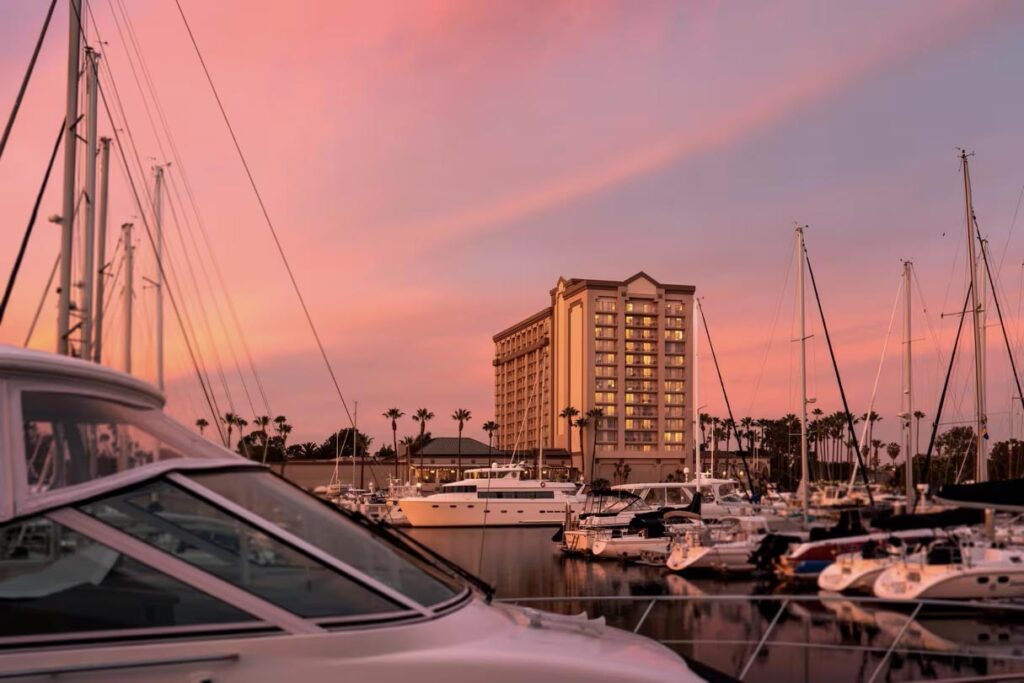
[{"left": 406, "top": 526, "right": 1024, "bottom": 682}]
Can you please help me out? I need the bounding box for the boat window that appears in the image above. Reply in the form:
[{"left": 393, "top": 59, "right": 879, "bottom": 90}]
[
  {"left": 22, "top": 392, "right": 187, "bottom": 494},
  {"left": 443, "top": 485, "right": 477, "bottom": 493},
  {"left": 477, "top": 491, "right": 555, "bottom": 499},
  {"left": 79, "top": 479, "right": 401, "bottom": 618},
  {"left": 665, "top": 487, "right": 689, "bottom": 505},
  {"left": 192, "top": 471, "right": 459, "bottom": 606},
  {"left": 0, "top": 517, "right": 256, "bottom": 638}
]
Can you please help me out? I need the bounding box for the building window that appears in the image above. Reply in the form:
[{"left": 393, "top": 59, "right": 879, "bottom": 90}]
[
  {"left": 596, "top": 365, "right": 617, "bottom": 378},
  {"left": 624, "top": 315, "right": 657, "bottom": 328},
  {"left": 665, "top": 342, "right": 685, "bottom": 354},
  {"left": 595, "top": 326, "right": 616, "bottom": 339},
  {"left": 596, "top": 378, "right": 617, "bottom": 390},
  {"left": 601, "top": 404, "right": 618, "bottom": 416},
  {"left": 597, "top": 417, "right": 618, "bottom": 429},
  {"left": 664, "top": 329, "right": 684, "bottom": 341},
  {"left": 665, "top": 356, "right": 684, "bottom": 367},
  {"left": 664, "top": 367, "right": 684, "bottom": 379},
  {"left": 664, "top": 431, "right": 685, "bottom": 443},
  {"left": 665, "top": 301, "right": 685, "bottom": 314},
  {"left": 625, "top": 418, "right": 657, "bottom": 430},
  {"left": 597, "top": 444, "right": 617, "bottom": 452},
  {"left": 665, "top": 393, "right": 685, "bottom": 405},
  {"left": 596, "top": 339, "right": 616, "bottom": 352},
  {"left": 624, "top": 444, "right": 655, "bottom": 452},
  {"left": 625, "top": 300, "right": 656, "bottom": 314},
  {"left": 594, "top": 313, "right": 615, "bottom": 326},
  {"left": 625, "top": 354, "right": 657, "bottom": 367},
  {"left": 664, "top": 406, "right": 685, "bottom": 417},
  {"left": 666, "top": 418, "right": 687, "bottom": 430},
  {"left": 625, "top": 405, "right": 656, "bottom": 417},
  {"left": 625, "top": 341, "right": 657, "bottom": 353},
  {"left": 594, "top": 391, "right": 616, "bottom": 404},
  {"left": 596, "top": 352, "right": 617, "bottom": 365},
  {"left": 664, "top": 380, "right": 685, "bottom": 392},
  {"left": 665, "top": 316, "right": 685, "bottom": 329},
  {"left": 625, "top": 328, "right": 656, "bottom": 341},
  {"left": 596, "top": 430, "right": 617, "bottom": 443},
  {"left": 625, "top": 379, "right": 656, "bottom": 392},
  {"left": 596, "top": 299, "right": 618, "bottom": 312}
]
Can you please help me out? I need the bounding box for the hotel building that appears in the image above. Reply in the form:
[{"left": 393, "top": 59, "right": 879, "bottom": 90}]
[{"left": 492, "top": 272, "right": 695, "bottom": 482}]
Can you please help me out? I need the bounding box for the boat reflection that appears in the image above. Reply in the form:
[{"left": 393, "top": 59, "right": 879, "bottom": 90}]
[{"left": 406, "top": 526, "right": 1024, "bottom": 682}]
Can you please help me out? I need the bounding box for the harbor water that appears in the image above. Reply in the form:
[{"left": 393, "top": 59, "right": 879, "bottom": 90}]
[{"left": 407, "top": 526, "right": 1024, "bottom": 682}]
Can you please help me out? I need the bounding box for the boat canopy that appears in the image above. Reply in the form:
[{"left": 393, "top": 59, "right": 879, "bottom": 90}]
[{"left": 935, "top": 479, "right": 1024, "bottom": 513}]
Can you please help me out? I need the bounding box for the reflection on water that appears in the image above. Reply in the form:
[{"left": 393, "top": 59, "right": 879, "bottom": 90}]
[{"left": 405, "top": 527, "right": 1024, "bottom": 682}]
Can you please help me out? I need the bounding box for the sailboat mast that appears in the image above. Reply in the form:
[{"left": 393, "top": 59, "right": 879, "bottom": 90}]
[
  {"left": 537, "top": 348, "right": 545, "bottom": 477},
  {"left": 903, "top": 261, "right": 914, "bottom": 505},
  {"left": 693, "top": 294, "right": 701, "bottom": 486},
  {"left": 57, "top": 0, "right": 83, "bottom": 355},
  {"left": 80, "top": 48, "right": 99, "bottom": 361},
  {"left": 961, "top": 152, "right": 987, "bottom": 483},
  {"left": 122, "top": 222, "right": 134, "bottom": 374},
  {"left": 797, "top": 226, "right": 809, "bottom": 523},
  {"left": 154, "top": 165, "right": 165, "bottom": 391}
]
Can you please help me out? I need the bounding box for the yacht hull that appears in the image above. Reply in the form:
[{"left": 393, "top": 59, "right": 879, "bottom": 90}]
[{"left": 400, "top": 497, "right": 577, "bottom": 527}]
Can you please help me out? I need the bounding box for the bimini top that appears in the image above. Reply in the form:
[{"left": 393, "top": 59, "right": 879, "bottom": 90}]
[{"left": 0, "top": 344, "right": 245, "bottom": 522}]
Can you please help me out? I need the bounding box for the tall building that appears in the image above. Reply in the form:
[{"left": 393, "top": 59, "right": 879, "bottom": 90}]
[{"left": 493, "top": 272, "right": 695, "bottom": 482}]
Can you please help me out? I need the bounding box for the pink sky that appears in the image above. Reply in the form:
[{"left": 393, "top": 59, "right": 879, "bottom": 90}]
[{"left": 3, "top": 1, "right": 1024, "bottom": 452}]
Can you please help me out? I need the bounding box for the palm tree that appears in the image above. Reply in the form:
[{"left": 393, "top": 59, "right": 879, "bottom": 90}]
[
  {"left": 886, "top": 442, "right": 901, "bottom": 467},
  {"left": 412, "top": 408, "right": 435, "bottom": 476},
  {"left": 574, "top": 416, "right": 591, "bottom": 481},
  {"left": 234, "top": 417, "right": 250, "bottom": 458},
  {"left": 195, "top": 418, "right": 209, "bottom": 436},
  {"left": 559, "top": 406, "right": 580, "bottom": 456},
  {"left": 400, "top": 436, "right": 416, "bottom": 478},
  {"left": 253, "top": 415, "right": 271, "bottom": 464},
  {"left": 482, "top": 421, "right": 499, "bottom": 455},
  {"left": 275, "top": 418, "right": 293, "bottom": 477},
  {"left": 221, "top": 412, "right": 238, "bottom": 448},
  {"left": 383, "top": 408, "right": 404, "bottom": 478},
  {"left": 452, "top": 409, "right": 472, "bottom": 475},
  {"left": 586, "top": 407, "right": 605, "bottom": 484},
  {"left": 913, "top": 410, "right": 926, "bottom": 456}
]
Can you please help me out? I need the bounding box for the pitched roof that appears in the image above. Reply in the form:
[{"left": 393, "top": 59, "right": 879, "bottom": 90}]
[{"left": 417, "top": 436, "right": 498, "bottom": 457}]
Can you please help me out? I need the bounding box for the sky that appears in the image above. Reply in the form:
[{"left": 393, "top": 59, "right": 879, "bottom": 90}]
[{"left": 3, "top": 1, "right": 1024, "bottom": 454}]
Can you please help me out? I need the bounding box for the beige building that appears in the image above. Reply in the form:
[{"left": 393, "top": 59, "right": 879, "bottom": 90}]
[{"left": 493, "top": 272, "right": 695, "bottom": 483}]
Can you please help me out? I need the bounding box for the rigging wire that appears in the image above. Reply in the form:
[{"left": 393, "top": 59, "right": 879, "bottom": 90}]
[
  {"left": 915, "top": 283, "right": 972, "bottom": 511},
  {"left": 106, "top": 0, "right": 272, "bottom": 418},
  {"left": 801, "top": 237, "right": 874, "bottom": 505},
  {"left": 695, "top": 298, "right": 756, "bottom": 499},
  {"left": 173, "top": 0, "right": 354, "bottom": 426},
  {"left": 1, "top": 120, "right": 65, "bottom": 326},
  {"left": 745, "top": 239, "right": 795, "bottom": 417},
  {"left": 86, "top": 11, "right": 232, "bottom": 424},
  {"left": 23, "top": 255, "right": 60, "bottom": 347},
  {"left": 0, "top": 0, "right": 57, "bottom": 162}
]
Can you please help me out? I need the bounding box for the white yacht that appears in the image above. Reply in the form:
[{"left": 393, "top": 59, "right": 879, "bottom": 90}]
[
  {"left": 874, "top": 536, "right": 1024, "bottom": 601},
  {"left": 665, "top": 516, "right": 804, "bottom": 573},
  {"left": 399, "top": 465, "right": 583, "bottom": 527},
  {"left": 0, "top": 346, "right": 703, "bottom": 682}
]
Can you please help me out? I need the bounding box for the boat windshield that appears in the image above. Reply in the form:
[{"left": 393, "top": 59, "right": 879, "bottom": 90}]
[{"left": 80, "top": 471, "right": 462, "bottom": 610}]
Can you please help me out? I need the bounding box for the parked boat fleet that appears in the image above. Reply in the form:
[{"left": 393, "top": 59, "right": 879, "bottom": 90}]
[{"left": 548, "top": 477, "right": 1024, "bottom": 603}]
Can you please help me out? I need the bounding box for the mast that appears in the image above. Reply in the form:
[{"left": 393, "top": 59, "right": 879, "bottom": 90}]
[
  {"left": 356, "top": 401, "right": 364, "bottom": 489},
  {"left": 154, "top": 165, "right": 165, "bottom": 391},
  {"left": 693, "top": 294, "right": 701, "bottom": 485},
  {"left": 903, "top": 261, "right": 915, "bottom": 506},
  {"left": 797, "top": 226, "right": 810, "bottom": 523},
  {"left": 80, "top": 48, "right": 100, "bottom": 361},
  {"left": 57, "top": 0, "right": 83, "bottom": 355},
  {"left": 961, "top": 152, "right": 986, "bottom": 483},
  {"left": 94, "top": 137, "right": 111, "bottom": 362},
  {"left": 122, "top": 223, "right": 133, "bottom": 374}
]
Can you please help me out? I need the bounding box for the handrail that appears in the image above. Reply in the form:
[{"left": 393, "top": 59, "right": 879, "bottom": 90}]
[{"left": 0, "top": 653, "right": 238, "bottom": 679}]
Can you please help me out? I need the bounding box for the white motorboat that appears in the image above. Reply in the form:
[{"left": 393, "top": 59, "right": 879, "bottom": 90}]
[
  {"left": 665, "top": 516, "right": 801, "bottom": 573},
  {"left": 818, "top": 532, "right": 951, "bottom": 594},
  {"left": 590, "top": 511, "right": 702, "bottom": 561},
  {"left": 0, "top": 346, "right": 703, "bottom": 682},
  {"left": 874, "top": 536, "right": 1024, "bottom": 601},
  {"left": 398, "top": 464, "right": 583, "bottom": 527},
  {"left": 561, "top": 490, "right": 654, "bottom": 554}
]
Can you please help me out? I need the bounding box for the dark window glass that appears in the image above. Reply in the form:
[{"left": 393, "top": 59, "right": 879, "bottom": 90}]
[
  {"left": 193, "top": 472, "right": 459, "bottom": 606},
  {"left": 22, "top": 392, "right": 186, "bottom": 493},
  {"left": 80, "top": 480, "right": 399, "bottom": 618},
  {"left": 0, "top": 518, "right": 254, "bottom": 637}
]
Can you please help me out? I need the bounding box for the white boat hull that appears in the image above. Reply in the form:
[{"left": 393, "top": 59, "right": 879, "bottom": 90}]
[
  {"left": 591, "top": 535, "right": 672, "bottom": 560},
  {"left": 667, "top": 540, "right": 757, "bottom": 572},
  {"left": 401, "top": 497, "right": 576, "bottom": 527},
  {"left": 817, "top": 554, "right": 892, "bottom": 593},
  {"left": 875, "top": 562, "right": 1024, "bottom": 600}
]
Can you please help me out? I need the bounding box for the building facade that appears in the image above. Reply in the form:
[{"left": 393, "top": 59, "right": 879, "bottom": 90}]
[{"left": 493, "top": 272, "right": 695, "bottom": 483}]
